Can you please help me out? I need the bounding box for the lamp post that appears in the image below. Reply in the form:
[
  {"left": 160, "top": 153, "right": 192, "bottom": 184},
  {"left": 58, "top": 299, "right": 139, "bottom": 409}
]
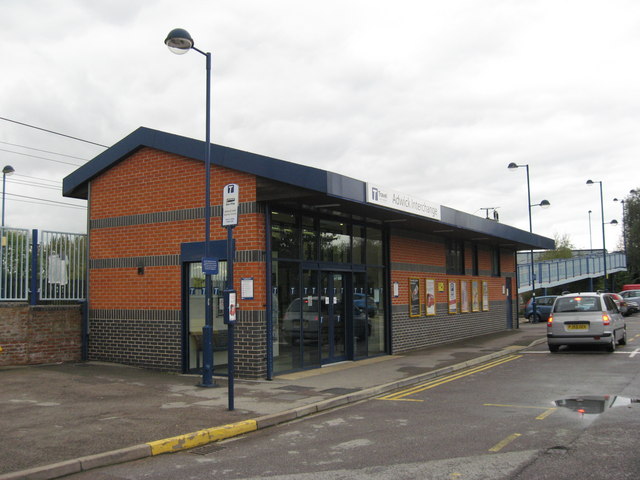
[
  {"left": 588, "top": 210, "right": 593, "bottom": 251},
  {"left": 587, "top": 180, "right": 618, "bottom": 291},
  {"left": 165, "top": 28, "right": 215, "bottom": 387},
  {"left": 2, "top": 165, "right": 15, "bottom": 227},
  {"left": 508, "top": 162, "right": 550, "bottom": 323},
  {"left": 613, "top": 197, "right": 627, "bottom": 254}
]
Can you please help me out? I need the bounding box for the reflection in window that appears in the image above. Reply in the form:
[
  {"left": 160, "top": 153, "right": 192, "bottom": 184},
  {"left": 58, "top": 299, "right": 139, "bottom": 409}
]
[
  {"left": 273, "top": 261, "right": 300, "bottom": 373},
  {"left": 446, "top": 239, "right": 465, "bottom": 275},
  {"left": 366, "top": 227, "right": 383, "bottom": 265},
  {"left": 352, "top": 225, "right": 365, "bottom": 264},
  {"left": 187, "top": 261, "right": 228, "bottom": 374},
  {"left": 320, "top": 220, "right": 350, "bottom": 263},
  {"left": 491, "top": 247, "right": 501, "bottom": 277},
  {"left": 302, "top": 216, "right": 317, "bottom": 260},
  {"left": 272, "top": 212, "right": 299, "bottom": 259}
]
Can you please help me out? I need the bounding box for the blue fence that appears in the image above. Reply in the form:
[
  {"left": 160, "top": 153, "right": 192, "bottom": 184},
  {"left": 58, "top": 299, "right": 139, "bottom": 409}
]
[{"left": 517, "top": 252, "right": 627, "bottom": 293}]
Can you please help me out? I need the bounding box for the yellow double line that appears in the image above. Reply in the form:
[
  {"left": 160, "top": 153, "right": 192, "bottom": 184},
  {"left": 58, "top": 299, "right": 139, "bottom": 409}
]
[{"left": 378, "top": 354, "right": 523, "bottom": 402}]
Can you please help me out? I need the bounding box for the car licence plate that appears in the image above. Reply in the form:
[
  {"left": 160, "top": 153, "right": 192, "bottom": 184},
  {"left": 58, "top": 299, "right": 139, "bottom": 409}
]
[{"left": 566, "top": 324, "right": 588, "bottom": 330}]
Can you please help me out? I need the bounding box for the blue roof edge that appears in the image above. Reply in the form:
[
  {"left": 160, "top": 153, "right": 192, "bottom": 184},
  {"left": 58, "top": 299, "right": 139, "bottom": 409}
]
[{"left": 63, "top": 126, "right": 553, "bottom": 250}]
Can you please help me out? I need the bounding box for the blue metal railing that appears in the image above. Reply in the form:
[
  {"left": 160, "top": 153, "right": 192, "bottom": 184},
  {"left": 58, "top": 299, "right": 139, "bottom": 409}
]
[{"left": 517, "top": 252, "right": 627, "bottom": 293}]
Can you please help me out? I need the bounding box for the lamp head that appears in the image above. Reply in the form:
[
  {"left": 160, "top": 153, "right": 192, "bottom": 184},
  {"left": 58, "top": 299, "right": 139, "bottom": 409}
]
[
  {"left": 165, "top": 28, "right": 194, "bottom": 55},
  {"left": 610, "top": 219, "right": 618, "bottom": 225},
  {"left": 539, "top": 199, "right": 551, "bottom": 209},
  {"left": 507, "top": 162, "right": 519, "bottom": 171},
  {"left": 586, "top": 179, "right": 594, "bottom": 186},
  {"left": 2, "top": 165, "right": 14, "bottom": 176}
]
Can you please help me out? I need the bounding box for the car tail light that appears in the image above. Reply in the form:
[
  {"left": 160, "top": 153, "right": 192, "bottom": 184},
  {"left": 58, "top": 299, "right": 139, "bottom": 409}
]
[
  {"left": 602, "top": 313, "right": 610, "bottom": 326},
  {"left": 547, "top": 315, "right": 553, "bottom": 327}
]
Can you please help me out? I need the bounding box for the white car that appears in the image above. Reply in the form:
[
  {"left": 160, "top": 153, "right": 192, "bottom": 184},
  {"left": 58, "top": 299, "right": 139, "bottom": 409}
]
[{"left": 547, "top": 292, "right": 627, "bottom": 353}]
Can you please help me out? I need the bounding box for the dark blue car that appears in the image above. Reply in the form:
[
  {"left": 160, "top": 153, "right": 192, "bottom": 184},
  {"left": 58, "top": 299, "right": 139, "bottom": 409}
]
[{"left": 524, "top": 295, "right": 558, "bottom": 323}]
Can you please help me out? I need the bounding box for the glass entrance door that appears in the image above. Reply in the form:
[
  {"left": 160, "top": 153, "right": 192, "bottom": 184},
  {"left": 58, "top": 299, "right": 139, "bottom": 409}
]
[
  {"left": 185, "top": 261, "right": 227, "bottom": 374},
  {"left": 320, "top": 272, "right": 346, "bottom": 364}
]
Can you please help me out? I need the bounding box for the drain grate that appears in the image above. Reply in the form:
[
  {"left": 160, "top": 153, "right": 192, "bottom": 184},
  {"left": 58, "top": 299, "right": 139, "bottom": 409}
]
[{"left": 190, "top": 444, "right": 225, "bottom": 455}]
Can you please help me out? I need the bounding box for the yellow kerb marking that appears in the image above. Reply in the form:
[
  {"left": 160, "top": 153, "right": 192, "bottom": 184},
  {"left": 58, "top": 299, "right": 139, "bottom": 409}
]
[{"left": 147, "top": 420, "right": 257, "bottom": 455}]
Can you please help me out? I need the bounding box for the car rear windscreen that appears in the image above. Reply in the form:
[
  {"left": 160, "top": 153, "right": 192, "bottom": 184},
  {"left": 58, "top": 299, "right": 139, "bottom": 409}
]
[{"left": 553, "top": 296, "right": 601, "bottom": 313}]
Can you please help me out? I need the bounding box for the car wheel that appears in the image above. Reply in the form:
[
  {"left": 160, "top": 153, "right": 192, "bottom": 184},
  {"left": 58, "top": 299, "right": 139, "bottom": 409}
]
[
  {"left": 606, "top": 335, "right": 616, "bottom": 353},
  {"left": 531, "top": 313, "right": 541, "bottom": 324},
  {"left": 549, "top": 344, "right": 559, "bottom": 353},
  {"left": 619, "top": 328, "right": 627, "bottom": 346}
]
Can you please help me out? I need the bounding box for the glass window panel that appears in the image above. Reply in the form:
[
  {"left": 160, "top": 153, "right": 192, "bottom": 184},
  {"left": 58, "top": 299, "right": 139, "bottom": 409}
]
[
  {"left": 353, "top": 272, "right": 369, "bottom": 358},
  {"left": 271, "top": 212, "right": 300, "bottom": 260},
  {"left": 302, "top": 216, "right": 317, "bottom": 261},
  {"left": 367, "top": 267, "right": 385, "bottom": 355},
  {"left": 320, "top": 219, "right": 350, "bottom": 263},
  {"left": 366, "top": 227, "right": 383, "bottom": 265},
  {"left": 273, "top": 261, "right": 300, "bottom": 373},
  {"left": 352, "top": 225, "right": 365, "bottom": 265}
]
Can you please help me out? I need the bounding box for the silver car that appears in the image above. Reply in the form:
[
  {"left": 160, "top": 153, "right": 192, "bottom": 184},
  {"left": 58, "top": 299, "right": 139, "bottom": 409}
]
[
  {"left": 620, "top": 289, "right": 640, "bottom": 314},
  {"left": 547, "top": 292, "right": 627, "bottom": 353}
]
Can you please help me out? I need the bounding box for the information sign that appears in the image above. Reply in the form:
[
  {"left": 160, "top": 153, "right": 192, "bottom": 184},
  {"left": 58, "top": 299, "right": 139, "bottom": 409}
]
[{"left": 222, "top": 183, "right": 239, "bottom": 227}]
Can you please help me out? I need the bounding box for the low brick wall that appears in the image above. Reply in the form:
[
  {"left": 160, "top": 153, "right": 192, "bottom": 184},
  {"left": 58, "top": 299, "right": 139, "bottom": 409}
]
[{"left": 0, "top": 303, "right": 83, "bottom": 366}]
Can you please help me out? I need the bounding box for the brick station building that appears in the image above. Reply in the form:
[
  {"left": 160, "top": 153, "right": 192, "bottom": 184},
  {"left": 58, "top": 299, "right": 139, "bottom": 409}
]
[{"left": 63, "top": 127, "right": 553, "bottom": 379}]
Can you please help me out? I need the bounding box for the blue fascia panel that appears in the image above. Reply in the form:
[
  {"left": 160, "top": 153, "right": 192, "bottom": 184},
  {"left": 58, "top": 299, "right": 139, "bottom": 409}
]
[
  {"left": 440, "top": 206, "right": 555, "bottom": 249},
  {"left": 326, "top": 172, "right": 367, "bottom": 203}
]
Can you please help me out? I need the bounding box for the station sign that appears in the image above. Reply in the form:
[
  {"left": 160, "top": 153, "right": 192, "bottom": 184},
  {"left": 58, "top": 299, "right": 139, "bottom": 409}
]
[
  {"left": 222, "top": 183, "right": 239, "bottom": 227},
  {"left": 366, "top": 183, "right": 441, "bottom": 221}
]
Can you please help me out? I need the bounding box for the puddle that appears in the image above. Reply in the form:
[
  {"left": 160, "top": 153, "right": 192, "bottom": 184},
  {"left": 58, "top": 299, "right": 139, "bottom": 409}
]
[{"left": 554, "top": 395, "right": 640, "bottom": 416}]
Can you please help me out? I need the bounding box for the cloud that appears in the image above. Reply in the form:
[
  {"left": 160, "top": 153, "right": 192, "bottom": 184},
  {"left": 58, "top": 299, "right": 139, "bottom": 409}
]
[{"left": 0, "top": 0, "right": 638, "bottom": 252}]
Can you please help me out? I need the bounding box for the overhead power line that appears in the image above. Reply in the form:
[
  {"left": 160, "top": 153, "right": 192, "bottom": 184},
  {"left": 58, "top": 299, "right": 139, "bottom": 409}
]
[
  {"left": 8, "top": 197, "right": 86, "bottom": 210},
  {"left": 14, "top": 173, "right": 60, "bottom": 185},
  {"left": 5, "top": 192, "right": 86, "bottom": 209},
  {"left": 0, "top": 116, "right": 109, "bottom": 148},
  {"left": 0, "top": 147, "right": 83, "bottom": 167},
  {"left": 8, "top": 178, "right": 60, "bottom": 191},
  {"left": 0, "top": 140, "right": 90, "bottom": 161}
]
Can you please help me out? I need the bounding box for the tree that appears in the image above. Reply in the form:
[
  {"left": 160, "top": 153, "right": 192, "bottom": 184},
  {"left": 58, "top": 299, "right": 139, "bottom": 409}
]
[
  {"left": 538, "top": 233, "right": 574, "bottom": 261},
  {"left": 623, "top": 189, "right": 640, "bottom": 283}
]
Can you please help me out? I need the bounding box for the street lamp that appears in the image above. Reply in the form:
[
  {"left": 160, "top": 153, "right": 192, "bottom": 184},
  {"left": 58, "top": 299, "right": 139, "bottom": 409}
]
[
  {"left": 165, "top": 28, "right": 215, "bottom": 387},
  {"left": 614, "top": 197, "right": 627, "bottom": 254},
  {"left": 508, "top": 162, "right": 551, "bottom": 323},
  {"left": 586, "top": 179, "right": 618, "bottom": 291},
  {"left": 2, "top": 165, "right": 15, "bottom": 227}
]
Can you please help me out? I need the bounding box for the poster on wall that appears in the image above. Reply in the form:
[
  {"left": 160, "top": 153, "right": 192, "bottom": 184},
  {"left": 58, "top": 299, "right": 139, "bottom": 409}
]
[
  {"left": 482, "top": 281, "right": 490, "bottom": 311},
  {"left": 425, "top": 279, "right": 436, "bottom": 316},
  {"left": 460, "top": 280, "right": 469, "bottom": 313},
  {"left": 410, "top": 278, "right": 421, "bottom": 317},
  {"left": 472, "top": 280, "right": 480, "bottom": 312},
  {"left": 448, "top": 280, "right": 457, "bottom": 314}
]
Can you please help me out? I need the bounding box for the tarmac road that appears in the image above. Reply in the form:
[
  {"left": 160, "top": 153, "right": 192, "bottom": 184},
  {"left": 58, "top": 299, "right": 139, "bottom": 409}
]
[{"left": 0, "top": 321, "right": 547, "bottom": 479}]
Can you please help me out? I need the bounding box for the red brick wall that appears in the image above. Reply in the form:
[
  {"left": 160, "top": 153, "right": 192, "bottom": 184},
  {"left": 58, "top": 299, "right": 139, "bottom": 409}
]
[
  {"left": 87, "top": 148, "right": 266, "bottom": 374},
  {"left": 0, "top": 303, "right": 82, "bottom": 366},
  {"left": 389, "top": 231, "right": 516, "bottom": 353}
]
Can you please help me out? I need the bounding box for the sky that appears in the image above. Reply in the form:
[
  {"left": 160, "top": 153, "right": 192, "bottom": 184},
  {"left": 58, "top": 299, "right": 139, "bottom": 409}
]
[{"left": 1, "top": 0, "right": 639, "bottom": 252}]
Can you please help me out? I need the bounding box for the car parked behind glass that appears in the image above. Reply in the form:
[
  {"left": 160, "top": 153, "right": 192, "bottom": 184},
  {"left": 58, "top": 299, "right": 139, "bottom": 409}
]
[
  {"left": 547, "top": 292, "right": 626, "bottom": 353},
  {"left": 524, "top": 295, "right": 558, "bottom": 323}
]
